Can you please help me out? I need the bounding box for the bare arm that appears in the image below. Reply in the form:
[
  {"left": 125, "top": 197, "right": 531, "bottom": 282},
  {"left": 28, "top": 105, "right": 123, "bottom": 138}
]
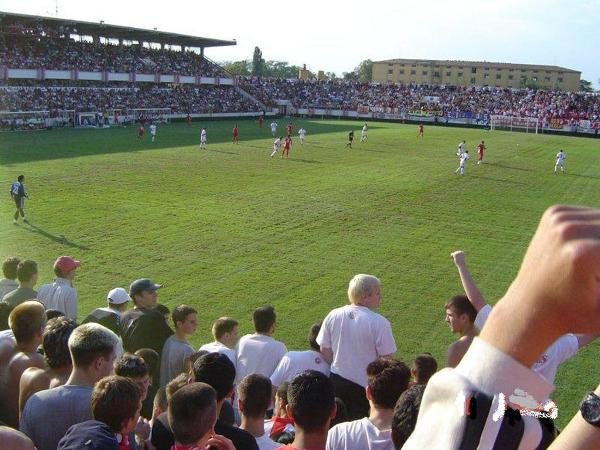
[
  {"left": 446, "top": 338, "right": 472, "bottom": 368},
  {"left": 451, "top": 251, "right": 487, "bottom": 311},
  {"left": 549, "top": 385, "right": 600, "bottom": 449},
  {"left": 320, "top": 346, "right": 333, "bottom": 365}
]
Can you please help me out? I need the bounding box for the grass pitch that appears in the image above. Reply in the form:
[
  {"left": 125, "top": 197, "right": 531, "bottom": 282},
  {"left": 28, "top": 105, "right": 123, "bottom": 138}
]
[{"left": 1, "top": 118, "right": 600, "bottom": 426}]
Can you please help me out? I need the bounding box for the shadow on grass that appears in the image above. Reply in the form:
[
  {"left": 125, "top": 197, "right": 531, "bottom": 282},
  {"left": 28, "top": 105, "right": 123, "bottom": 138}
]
[
  {"left": 0, "top": 120, "right": 365, "bottom": 165},
  {"left": 566, "top": 173, "right": 600, "bottom": 180},
  {"left": 286, "top": 158, "right": 323, "bottom": 164},
  {"left": 486, "top": 162, "right": 531, "bottom": 172},
  {"left": 21, "top": 222, "right": 91, "bottom": 250},
  {"left": 207, "top": 149, "right": 240, "bottom": 155},
  {"left": 469, "top": 174, "right": 529, "bottom": 185}
]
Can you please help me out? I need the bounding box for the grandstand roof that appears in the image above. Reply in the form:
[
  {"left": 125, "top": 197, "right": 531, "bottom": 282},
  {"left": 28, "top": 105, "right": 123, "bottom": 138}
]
[
  {"left": 374, "top": 58, "right": 580, "bottom": 73},
  {"left": 0, "top": 11, "right": 236, "bottom": 49}
]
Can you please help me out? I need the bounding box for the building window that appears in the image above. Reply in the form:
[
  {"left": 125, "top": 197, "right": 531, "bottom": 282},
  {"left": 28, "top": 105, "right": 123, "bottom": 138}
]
[
  {"left": 388, "top": 68, "right": 393, "bottom": 74},
  {"left": 508, "top": 75, "right": 514, "bottom": 80},
  {"left": 484, "top": 73, "right": 489, "bottom": 79},
  {"left": 471, "top": 67, "right": 477, "bottom": 74},
  {"left": 399, "top": 69, "right": 405, "bottom": 74},
  {"left": 412, "top": 64, "right": 417, "bottom": 67},
  {"left": 484, "top": 67, "right": 490, "bottom": 71},
  {"left": 558, "top": 77, "right": 563, "bottom": 82},
  {"left": 434, "top": 71, "right": 440, "bottom": 77},
  {"left": 458, "top": 66, "right": 463, "bottom": 69},
  {"left": 411, "top": 70, "right": 416, "bottom": 75},
  {"left": 470, "top": 77, "right": 476, "bottom": 84},
  {"left": 545, "top": 77, "right": 551, "bottom": 81},
  {"left": 509, "top": 68, "right": 514, "bottom": 72},
  {"left": 446, "top": 71, "right": 451, "bottom": 76},
  {"left": 496, "top": 74, "right": 502, "bottom": 79},
  {"left": 533, "top": 70, "right": 538, "bottom": 74},
  {"left": 457, "top": 72, "right": 463, "bottom": 77},
  {"left": 422, "top": 71, "right": 428, "bottom": 75},
  {"left": 545, "top": 70, "right": 551, "bottom": 74}
]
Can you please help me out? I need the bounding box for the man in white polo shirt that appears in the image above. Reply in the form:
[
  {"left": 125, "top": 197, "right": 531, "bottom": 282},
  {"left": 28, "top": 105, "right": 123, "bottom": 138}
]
[
  {"left": 236, "top": 306, "right": 287, "bottom": 385},
  {"left": 37, "top": 256, "right": 80, "bottom": 320},
  {"left": 317, "top": 274, "right": 397, "bottom": 420}
]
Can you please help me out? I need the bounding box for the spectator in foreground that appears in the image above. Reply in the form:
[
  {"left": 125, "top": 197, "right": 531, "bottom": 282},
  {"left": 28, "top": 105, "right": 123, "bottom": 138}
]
[
  {"left": 82, "top": 287, "right": 130, "bottom": 335},
  {"left": 1, "top": 301, "right": 46, "bottom": 427},
  {"left": 1, "top": 260, "right": 38, "bottom": 308},
  {"left": 20, "top": 323, "right": 119, "bottom": 450},
  {"left": 19, "top": 317, "right": 77, "bottom": 415},
  {"left": 236, "top": 306, "right": 287, "bottom": 385},
  {"left": 264, "top": 382, "right": 295, "bottom": 444},
  {"left": 0, "top": 257, "right": 20, "bottom": 300},
  {"left": 168, "top": 382, "right": 235, "bottom": 450},
  {"left": 238, "top": 374, "right": 283, "bottom": 449},
  {"left": 279, "top": 370, "right": 336, "bottom": 450},
  {"left": 391, "top": 384, "right": 426, "bottom": 449},
  {"left": 317, "top": 274, "right": 397, "bottom": 420},
  {"left": 326, "top": 358, "right": 411, "bottom": 450},
  {"left": 444, "top": 294, "right": 478, "bottom": 367},
  {"left": 135, "top": 347, "right": 160, "bottom": 418},
  {"left": 199, "top": 316, "right": 239, "bottom": 367},
  {"left": 151, "top": 373, "right": 190, "bottom": 450},
  {"left": 120, "top": 278, "right": 173, "bottom": 356},
  {"left": 57, "top": 375, "right": 142, "bottom": 450},
  {"left": 37, "top": 256, "right": 80, "bottom": 320},
  {"left": 159, "top": 304, "right": 197, "bottom": 387},
  {"left": 410, "top": 352, "right": 437, "bottom": 386},
  {"left": 0, "top": 426, "right": 35, "bottom": 450}
]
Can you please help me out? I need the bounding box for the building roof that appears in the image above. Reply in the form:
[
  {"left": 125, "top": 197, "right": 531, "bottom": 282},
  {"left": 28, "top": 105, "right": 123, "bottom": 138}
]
[
  {"left": 374, "top": 58, "right": 580, "bottom": 73},
  {"left": 0, "top": 11, "right": 236, "bottom": 49}
]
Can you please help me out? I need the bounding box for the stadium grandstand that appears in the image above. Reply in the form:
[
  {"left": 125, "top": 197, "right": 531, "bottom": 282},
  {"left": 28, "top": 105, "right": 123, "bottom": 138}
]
[{"left": 0, "top": 11, "right": 598, "bottom": 135}]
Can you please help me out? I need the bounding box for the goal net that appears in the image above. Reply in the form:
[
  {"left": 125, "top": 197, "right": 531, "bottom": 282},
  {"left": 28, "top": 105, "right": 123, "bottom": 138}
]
[
  {"left": 126, "top": 108, "right": 172, "bottom": 124},
  {"left": 490, "top": 115, "right": 539, "bottom": 134}
]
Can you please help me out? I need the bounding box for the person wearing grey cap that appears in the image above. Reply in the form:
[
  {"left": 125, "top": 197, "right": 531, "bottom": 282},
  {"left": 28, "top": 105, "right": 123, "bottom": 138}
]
[
  {"left": 120, "top": 279, "right": 173, "bottom": 357},
  {"left": 81, "top": 288, "right": 131, "bottom": 336}
]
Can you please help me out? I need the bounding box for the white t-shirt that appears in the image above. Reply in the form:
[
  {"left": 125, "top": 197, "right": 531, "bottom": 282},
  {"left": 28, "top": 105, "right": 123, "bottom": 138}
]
[
  {"left": 459, "top": 152, "right": 470, "bottom": 166},
  {"left": 199, "top": 341, "right": 237, "bottom": 369},
  {"left": 255, "top": 433, "right": 284, "bottom": 450},
  {"left": 298, "top": 128, "right": 306, "bottom": 138},
  {"left": 273, "top": 138, "right": 282, "bottom": 150},
  {"left": 236, "top": 334, "right": 287, "bottom": 384},
  {"left": 362, "top": 126, "right": 368, "bottom": 134},
  {"left": 457, "top": 142, "right": 465, "bottom": 154},
  {"left": 201, "top": 129, "right": 207, "bottom": 142},
  {"left": 317, "top": 305, "right": 397, "bottom": 387},
  {"left": 150, "top": 124, "right": 157, "bottom": 135},
  {"left": 475, "top": 303, "right": 579, "bottom": 384},
  {"left": 326, "top": 417, "right": 394, "bottom": 450},
  {"left": 556, "top": 152, "right": 566, "bottom": 163},
  {"left": 271, "top": 122, "right": 277, "bottom": 131},
  {"left": 270, "top": 350, "right": 330, "bottom": 388}
]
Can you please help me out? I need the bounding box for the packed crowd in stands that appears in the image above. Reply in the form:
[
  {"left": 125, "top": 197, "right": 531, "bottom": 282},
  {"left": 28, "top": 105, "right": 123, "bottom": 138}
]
[
  {"left": 3, "top": 204, "right": 600, "bottom": 449},
  {"left": 0, "top": 84, "right": 259, "bottom": 114},
  {"left": 240, "top": 77, "right": 600, "bottom": 123},
  {"left": 1, "top": 31, "right": 226, "bottom": 77}
]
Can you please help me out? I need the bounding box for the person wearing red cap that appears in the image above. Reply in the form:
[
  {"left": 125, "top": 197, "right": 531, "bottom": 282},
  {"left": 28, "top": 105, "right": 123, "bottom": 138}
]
[{"left": 37, "top": 256, "right": 81, "bottom": 320}]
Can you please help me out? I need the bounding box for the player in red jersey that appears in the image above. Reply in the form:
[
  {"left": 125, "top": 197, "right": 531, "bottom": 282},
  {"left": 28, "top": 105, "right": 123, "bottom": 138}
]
[
  {"left": 477, "top": 140, "right": 486, "bottom": 164},
  {"left": 186, "top": 113, "right": 192, "bottom": 126},
  {"left": 282, "top": 135, "right": 292, "bottom": 158},
  {"left": 258, "top": 115, "right": 264, "bottom": 128},
  {"left": 287, "top": 123, "right": 294, "bottom": 135},
  {"left": 137, "top": 124, "right": 145, "bottom": 139},
  {"left": 233, "top": 124, "right": 239, "bottom": 144},
  {"left": 418, "top": 123, "right": 424, "bottom": 138}
]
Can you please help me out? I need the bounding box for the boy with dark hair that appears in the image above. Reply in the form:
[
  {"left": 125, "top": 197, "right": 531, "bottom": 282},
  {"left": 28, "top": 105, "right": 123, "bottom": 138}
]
[
  {"left": 19, "top": 317, "right": 77, "bottom": 415},
  {"left": 169, "top": 382, "right": 235, "bottom": 450},
  {"left": 239, "top": 374, "right": 283, "bottom": 449},
  {"left": 57, "top": 375, "right": 143, "bottom": 450},
  {"left": 115, "top": 353, "right": 152, "bottom": 402},
  {"left": 264, "top": 382, "right": 295, "bottom": 443},
  {"left": 0, "top": 256, "right": 20, "bottom": 300},
  {"left": 200, "top": 316, "right": 239, "bottom": 367},
  {"left": 135, "top": 347, "right": 160, "bottom": 419},
  {"left": 411, "top": 353, "right": 437, "bottom": 385},
  {"left": 2, "top": 260, "right": 38, "bottom": 308},
  {"left": 20, "top": 323, "right": 119, "bottom": 450},
  {"left": 391, "top": 384, "right": 426, "bottom": 449},
  {"left": 445, "top": 295, "right": 478, "bottom": 368},
  {"left": 1, "top": 301, "right": 46, "bottom": 427},
  {"left": 237, "top": 306, "right": 287, "bottom": 386},
  {"left": 37, "top": 256, "right": 80, "bottom": 320},
  {"left": 271, "top": 322, "right": 329, "bottom": 390},
  {"left": 326, "top": 358, "right": 411, "bottom": 450},
  {"left": 280, "top": 370, "right": 336, "bottom": 450},
  {"left": 159, "top": 304, "right": 197, "bottom": 387}
]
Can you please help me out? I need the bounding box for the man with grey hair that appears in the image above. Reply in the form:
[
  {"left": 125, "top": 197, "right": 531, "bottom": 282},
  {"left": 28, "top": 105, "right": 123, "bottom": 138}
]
[
  {"left": 316, "top": 274, "right": 397, "bottom": 420},
  {"left": 20, "top": 323, "right": 119, "bottom": 450}
]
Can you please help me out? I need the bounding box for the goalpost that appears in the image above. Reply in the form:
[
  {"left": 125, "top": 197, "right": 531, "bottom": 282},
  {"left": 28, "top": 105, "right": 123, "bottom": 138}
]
[
  {"left": 126, "top": 108, "right": 172, "bottom": 124},
  {"left": 490, "top": 115, "right": 539, "bottom": 134}
]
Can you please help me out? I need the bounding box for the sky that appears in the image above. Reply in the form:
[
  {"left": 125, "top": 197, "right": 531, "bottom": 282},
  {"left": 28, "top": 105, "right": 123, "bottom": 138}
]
[{"left": 2, "top": 0, "right": 599, "bottom": 87}]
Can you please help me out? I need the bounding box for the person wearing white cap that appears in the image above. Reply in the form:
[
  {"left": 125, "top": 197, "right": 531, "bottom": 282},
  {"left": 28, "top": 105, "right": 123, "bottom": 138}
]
[
  {"left": 81, "top": 288, "right": 130, "bottom": 336},
  {"left": 37, "top": 256, "right": 81, "bottom": 320}
]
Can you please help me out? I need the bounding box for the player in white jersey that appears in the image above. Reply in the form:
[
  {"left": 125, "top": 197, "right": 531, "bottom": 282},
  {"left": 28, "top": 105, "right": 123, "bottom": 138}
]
[
  {"left": 554, "top": 149, "right": 566, "bottom": 173},
  {"left": 149, "top": 123, "right": 157, "bottom": 142},
  {"left": 270, "top": 136, "right": 283, "bottom": 157},
  {"left": 360, "top": 123, "right": 368, "bottom": 142},
  {"left": 456, "top": 140, "right": 466, "bottom": 156},
  {"left": 455, "top": 151, "right": 469, "bottom": 175},
  {"left": 200, "top": 127, "right": 207, "bottom": 149},
  {"left": 298, "top": 127, "right": 306, "bottom": 145},
  {"left": 270, "top": 121, "right": 278, "bottom": 136}
]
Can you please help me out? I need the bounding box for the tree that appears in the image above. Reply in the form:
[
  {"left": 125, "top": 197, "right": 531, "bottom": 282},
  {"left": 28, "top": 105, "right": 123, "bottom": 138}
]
[
  {"left": 221, "top": 60, "right": 250, "bottom": 76},
  {"left": 264, "top": 60, "right": 301, "bottom": 79},
  {"left": 342, "top": 71, "right": 358, "bottom": 81},
  {"left": 325, "top": 71, "right": 337, "bottom": 80},
  {"left": 354, "top": 59, "right": 373, "bottom": 82},
  {"left": 252, "top": 47, "right": 266, "bottom": 77},
  {"left": 580, "top": 79, "right": 594, "bottom": 92}
]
